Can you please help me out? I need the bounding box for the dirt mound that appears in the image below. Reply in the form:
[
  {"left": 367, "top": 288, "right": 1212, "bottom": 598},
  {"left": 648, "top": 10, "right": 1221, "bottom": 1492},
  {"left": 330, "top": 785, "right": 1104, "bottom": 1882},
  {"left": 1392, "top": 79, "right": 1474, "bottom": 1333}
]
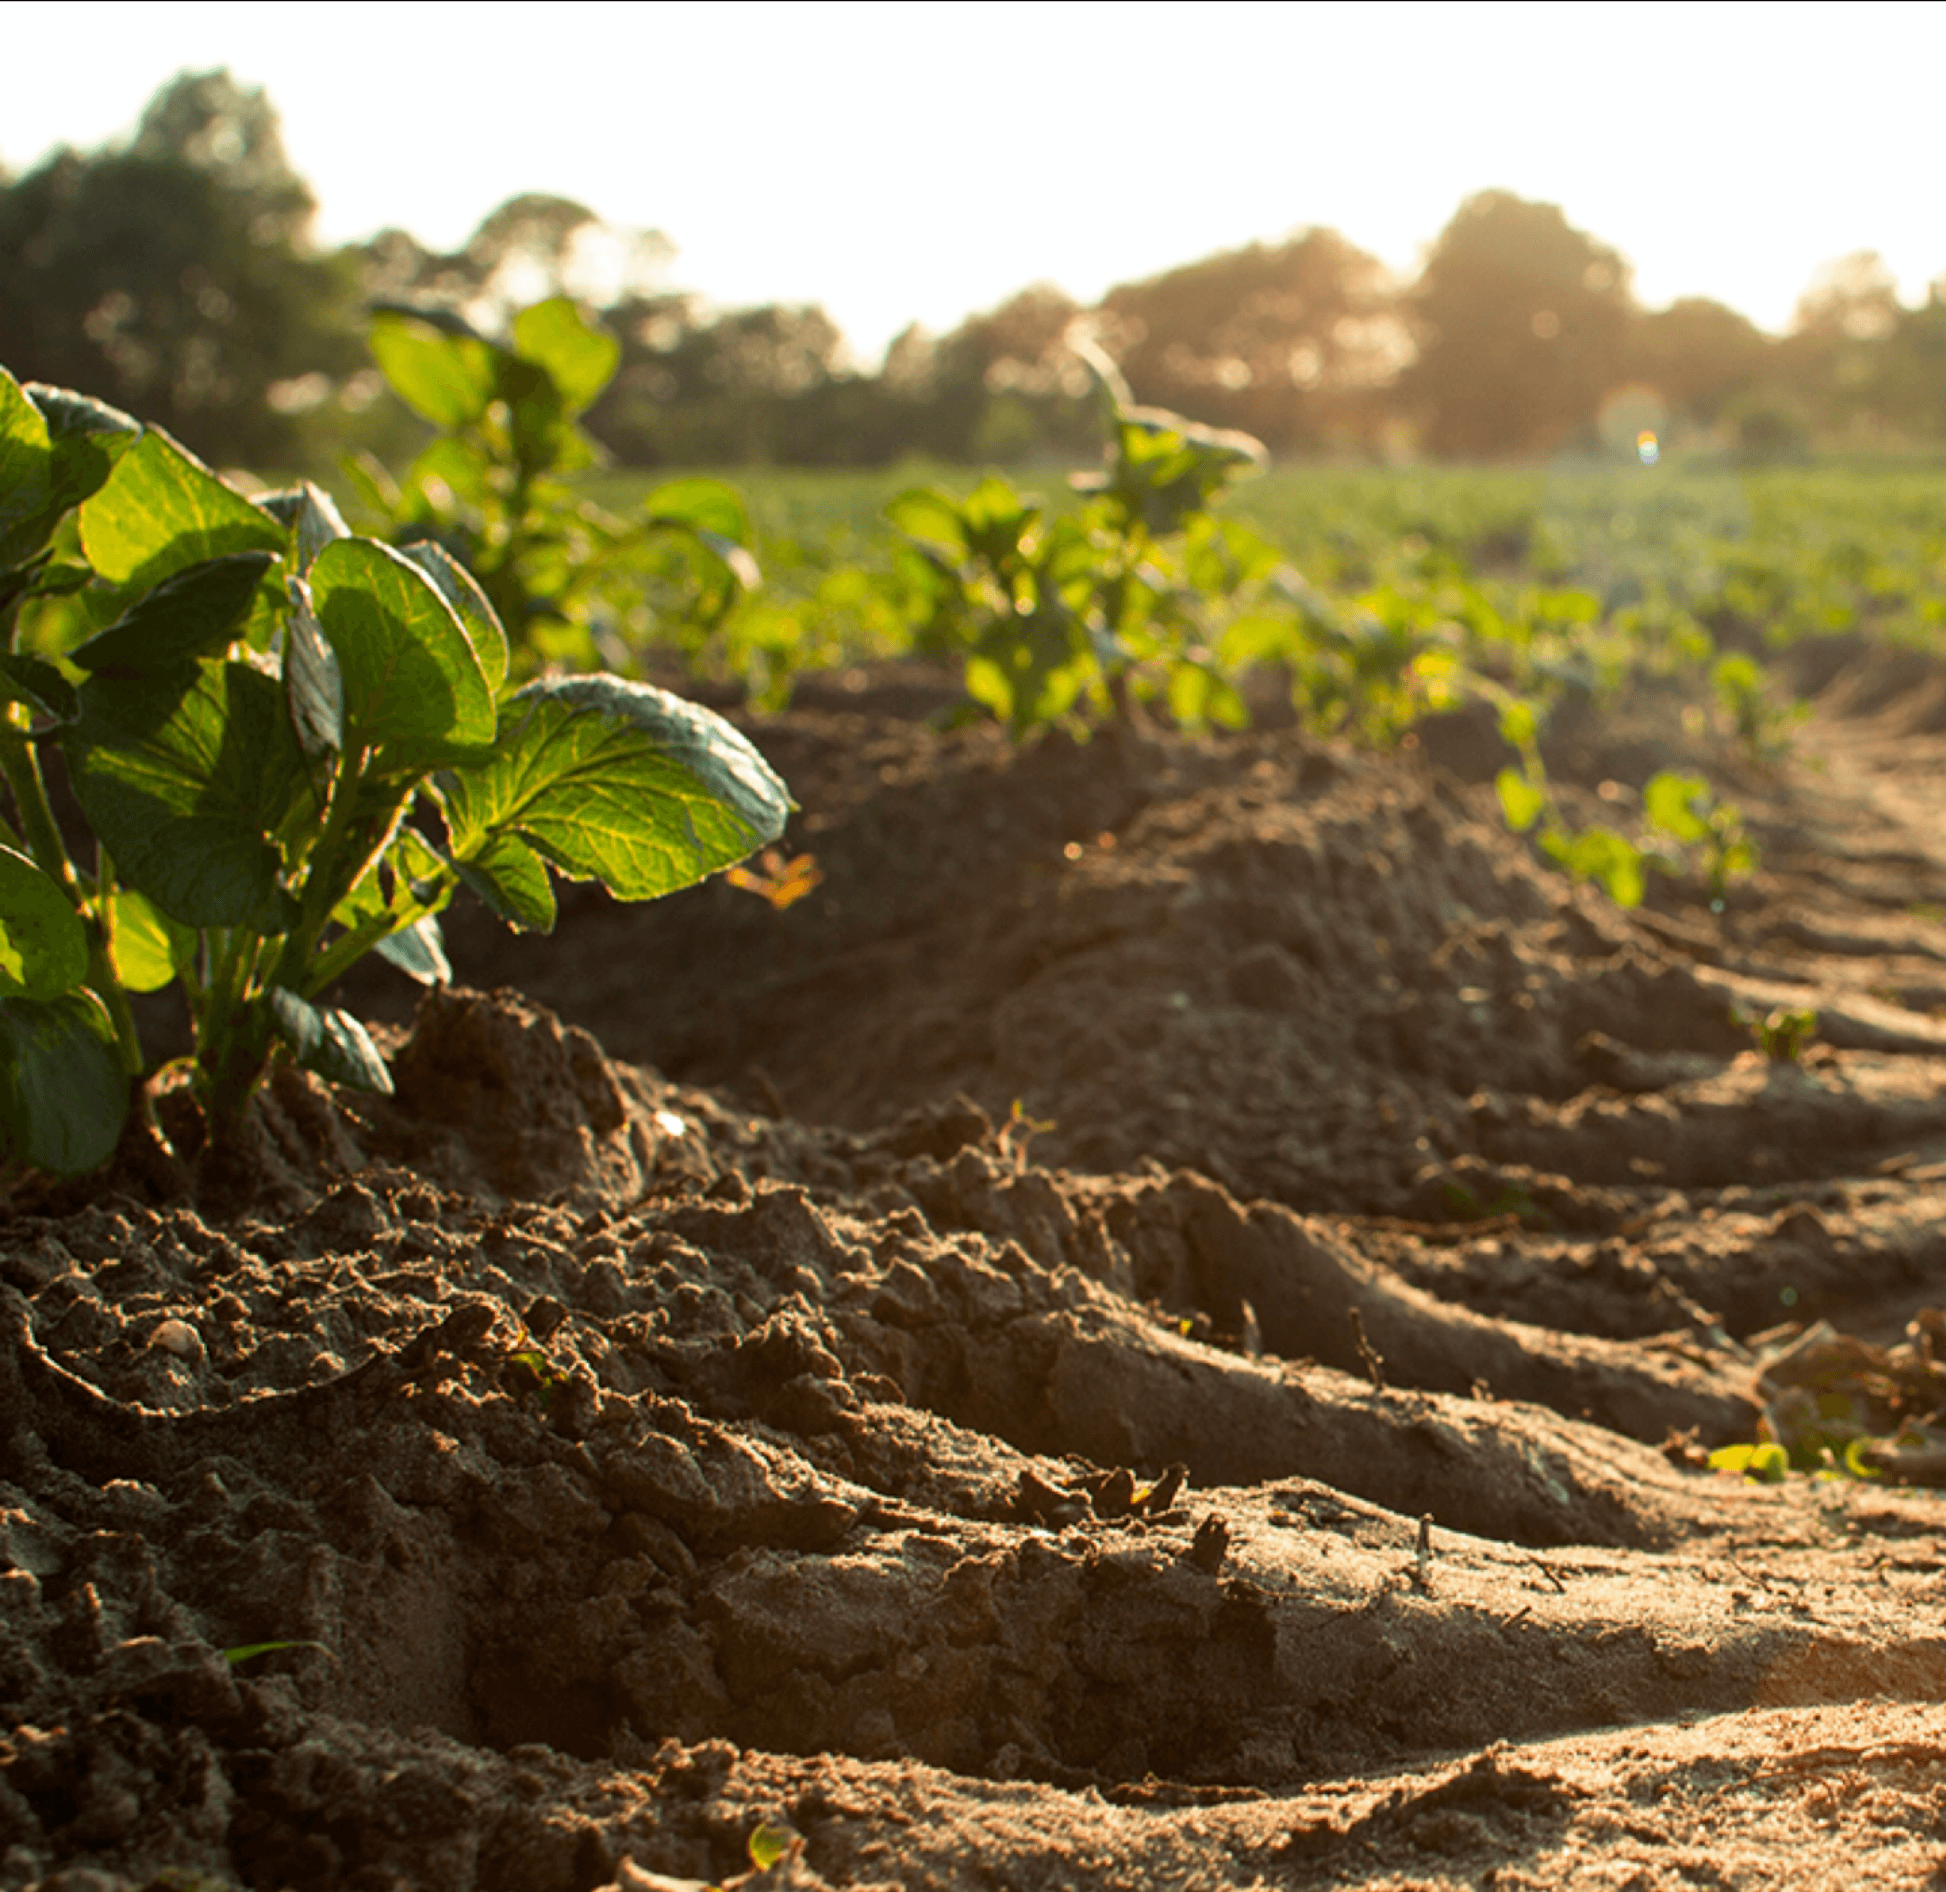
[{"left": 13, "top": 651, "right": 1946, "bottom": 1888}]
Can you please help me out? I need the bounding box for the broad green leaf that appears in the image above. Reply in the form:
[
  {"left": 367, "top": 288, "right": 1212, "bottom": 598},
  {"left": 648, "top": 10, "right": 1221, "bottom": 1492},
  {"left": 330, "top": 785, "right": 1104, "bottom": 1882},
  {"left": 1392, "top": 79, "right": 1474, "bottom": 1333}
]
[
  {"left": 0, "top": 368, "right": 55, "bottom": 569},
  {"left": 23, "top": 382, "right": 140, "bottom": 515},
  {"left": 266, "top": 987, "right": 394, "bottom": 1094},
  {"left": 69, "top": 552, "right": 279, "bottom": 676},
  {"left": 106, "top": 886, "right": 195, "bottom": 993},
  {"left": 646, "top": 477, "right": 752, "bottom": 547},
  {"left": 68, "top": 658, "right": 307, "bottom": 929},
  {"left": 0, "top": 844, "right": 86, "bottom": 999},
  {"left": 442, "top": 675, "right": 789, "bottom": 904},
  {"left": 1556, "top": 827, "right": 1645, "bottom": 908},
  {"left": 455, "top": 831, "right": 556, "bottom": 932},
  {"left": 283, "top": 579, "right": 344, "bottom": 758},
  {"left": 78, "top": 429, "right": 283, "bottom": 588},
  {"left": 406, "top": 435, "right": 494, "bottom": 511},
  {"left": 886, "top": 489, "right": 970, "bottom": 559},
  {"left": 1495, "top": 766, "right": 1548, "bottom": 833},
  {"left": 512, "top": 297, "right": 619, "bottom": 414},
  {"left": 0, "top": 651, "right": 77, "bottom": 722},
  {"left": 308, "top": 538, "right": 495, "bottom": 757},
  {"left": 374, "top": 915, "right": 450, "bottom": 984},
  {"left": 494, "top": 352, "right": 568, "bottom": 473},
  {"left": 1643, "top": 769, "right": 1711, "bottom": 843},
  {"left": 396, "top": 540, "right": 509, "bottom": 694},
  {"left": 369, "top": 312, "right": 499, "bottom": 429},
  {"left": 1497, "top": 698, "right": 1539, "bottom": 750},
  {"left": 0, "top": 989, "right": 127, "bottom": 1173}
]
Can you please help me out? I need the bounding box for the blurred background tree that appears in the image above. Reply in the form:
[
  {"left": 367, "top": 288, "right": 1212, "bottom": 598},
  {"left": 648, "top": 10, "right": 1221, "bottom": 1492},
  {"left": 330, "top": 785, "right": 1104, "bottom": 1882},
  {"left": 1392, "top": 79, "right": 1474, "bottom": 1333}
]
[
  {"left": 5, "top": 68, "right": 1945, "bottom": 471},
  {"left": 0, "top": 69, "right": 361, "bottom": 466},
  {"left": 1098, "top": 229, "right": 1407, "bottom": 454},
  {"left": 1399, "top": 190, "right": 1634, "bottom": 457}
]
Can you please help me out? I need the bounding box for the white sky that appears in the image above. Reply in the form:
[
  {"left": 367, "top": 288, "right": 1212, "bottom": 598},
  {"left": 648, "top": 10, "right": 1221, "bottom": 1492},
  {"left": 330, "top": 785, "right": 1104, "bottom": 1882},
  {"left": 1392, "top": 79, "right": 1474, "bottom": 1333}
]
[{"left": 3, "top": 0, "right": 1941, "bottom": 366}]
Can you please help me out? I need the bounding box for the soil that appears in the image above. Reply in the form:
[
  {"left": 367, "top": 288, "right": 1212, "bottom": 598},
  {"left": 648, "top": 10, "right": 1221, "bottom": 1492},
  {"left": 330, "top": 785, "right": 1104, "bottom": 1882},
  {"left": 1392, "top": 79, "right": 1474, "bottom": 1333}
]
[{"left": 13, "top": 642, "right": 1946, "bottom": 1889}]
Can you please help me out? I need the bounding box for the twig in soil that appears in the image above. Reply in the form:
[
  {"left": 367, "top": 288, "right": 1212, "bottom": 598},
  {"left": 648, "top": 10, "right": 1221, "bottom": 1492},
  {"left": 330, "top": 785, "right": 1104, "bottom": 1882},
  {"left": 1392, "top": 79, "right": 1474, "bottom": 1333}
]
[
  {"left": 1413, "top": 1513, "right": 1435, "bottom": 1592},
  {"left": 1529, "top": 1556, "right": 1568, "bottom": 1594},
  {"left": 1349, "top": 1306, "right": 1386, "bottom": 1392}
]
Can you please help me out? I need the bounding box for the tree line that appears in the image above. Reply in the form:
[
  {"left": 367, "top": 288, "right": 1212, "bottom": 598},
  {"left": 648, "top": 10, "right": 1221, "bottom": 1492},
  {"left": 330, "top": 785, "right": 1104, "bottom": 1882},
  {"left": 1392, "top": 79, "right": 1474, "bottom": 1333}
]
[{"left": 3, "top": 70, "right": 1941, "bottom": 474}]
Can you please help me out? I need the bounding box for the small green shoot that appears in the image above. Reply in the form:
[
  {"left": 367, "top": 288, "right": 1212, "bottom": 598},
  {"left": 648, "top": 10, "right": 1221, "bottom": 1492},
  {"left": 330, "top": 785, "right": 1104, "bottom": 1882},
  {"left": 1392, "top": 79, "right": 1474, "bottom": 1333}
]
[
  {"left": 1733, "top": 1004, "right": 1818, "bottom": 1063},
  {"left": 223, "top": 1639, "right": 330, "bottom": 1665},
  {"left": 1706, "top": 1441, "right": 1789, "bottom": 1483},
  {"left": 745, "top": 1823, "right": 799, "bottom": 1872}
]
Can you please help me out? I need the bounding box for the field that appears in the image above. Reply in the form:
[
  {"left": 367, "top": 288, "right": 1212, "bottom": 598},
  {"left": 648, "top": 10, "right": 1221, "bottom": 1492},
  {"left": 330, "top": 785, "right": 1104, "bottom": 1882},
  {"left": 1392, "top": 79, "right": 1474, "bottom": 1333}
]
[{"left": 16, "top": 451, "right": 1946, "bottom": 1887}]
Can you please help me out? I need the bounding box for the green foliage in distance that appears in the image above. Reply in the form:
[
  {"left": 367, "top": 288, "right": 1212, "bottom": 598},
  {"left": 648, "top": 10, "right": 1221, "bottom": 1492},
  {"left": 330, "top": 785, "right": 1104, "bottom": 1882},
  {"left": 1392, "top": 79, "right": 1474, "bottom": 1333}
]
[
  {"left": 349, "top": 297, "right": 763, "bottom": 680},
  {"left": 0, "top": 363, "right": 790, "bottom": 1175},
  {"left": 889, "top": 341, "right": 1275, "bottom": 736}
]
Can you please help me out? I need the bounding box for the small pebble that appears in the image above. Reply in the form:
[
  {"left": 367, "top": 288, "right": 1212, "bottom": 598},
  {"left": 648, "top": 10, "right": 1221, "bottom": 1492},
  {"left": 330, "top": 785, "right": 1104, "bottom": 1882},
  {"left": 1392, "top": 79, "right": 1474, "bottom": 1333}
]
[{"left": 152, "top": 1318, "right": 204, "bottom": 1361}]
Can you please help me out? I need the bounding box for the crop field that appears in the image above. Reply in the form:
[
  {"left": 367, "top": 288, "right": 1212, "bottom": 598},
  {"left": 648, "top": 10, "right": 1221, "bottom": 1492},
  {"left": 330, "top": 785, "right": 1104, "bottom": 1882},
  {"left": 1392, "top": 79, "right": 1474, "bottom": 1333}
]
[{"left": 15, "top": 313, "right": 1946, "bottom": 1890}]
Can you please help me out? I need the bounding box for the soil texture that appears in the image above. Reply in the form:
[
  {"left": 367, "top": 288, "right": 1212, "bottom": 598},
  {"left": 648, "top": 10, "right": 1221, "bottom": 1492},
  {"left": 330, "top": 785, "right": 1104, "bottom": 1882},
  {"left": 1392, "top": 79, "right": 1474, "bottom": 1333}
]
[{"left": 12, "top": 645, "right": 1946, "bottom": 1888}]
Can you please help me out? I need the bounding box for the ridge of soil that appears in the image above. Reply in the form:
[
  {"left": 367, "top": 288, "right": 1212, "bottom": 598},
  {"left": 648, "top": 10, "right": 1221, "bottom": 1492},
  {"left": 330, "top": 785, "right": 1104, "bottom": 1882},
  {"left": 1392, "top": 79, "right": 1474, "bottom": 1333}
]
[{"left": 12, "top": 645, "right": 1946, "bottom": 1888}]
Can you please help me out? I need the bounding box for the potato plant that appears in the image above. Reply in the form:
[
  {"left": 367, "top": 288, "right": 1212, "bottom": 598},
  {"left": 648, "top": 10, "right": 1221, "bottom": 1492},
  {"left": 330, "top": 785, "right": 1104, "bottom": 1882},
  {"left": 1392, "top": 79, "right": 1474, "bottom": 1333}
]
[
  {"left": 0, "top": 365, "right": 790, "bottom": 1175},
  {"left": 888, "top": 344, "right": 1276, "bottom": 736},
  {"left": 349, "top": 296, "right": 763, "bottom": 679}
]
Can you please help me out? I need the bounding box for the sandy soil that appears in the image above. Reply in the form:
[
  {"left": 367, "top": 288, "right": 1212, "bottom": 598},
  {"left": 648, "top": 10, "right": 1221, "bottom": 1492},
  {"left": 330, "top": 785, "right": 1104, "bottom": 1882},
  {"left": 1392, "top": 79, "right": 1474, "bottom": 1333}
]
[{"left": 10, "top": 638, "right": 1946, "bottom": 1889}]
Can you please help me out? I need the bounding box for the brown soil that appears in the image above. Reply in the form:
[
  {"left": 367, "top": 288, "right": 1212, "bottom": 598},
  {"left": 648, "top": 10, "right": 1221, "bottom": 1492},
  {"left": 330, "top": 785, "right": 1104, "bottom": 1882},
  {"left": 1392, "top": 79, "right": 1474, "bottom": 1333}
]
[{"left": 13, "top": 646, "right": 1946, "bottom": 1889}]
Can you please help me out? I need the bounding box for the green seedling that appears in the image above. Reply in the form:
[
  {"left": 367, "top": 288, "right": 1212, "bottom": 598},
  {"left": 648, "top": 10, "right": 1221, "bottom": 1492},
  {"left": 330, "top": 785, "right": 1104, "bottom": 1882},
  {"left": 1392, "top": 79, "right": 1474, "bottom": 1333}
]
[
  {"left": 1711, "top": 652, "right": 1804, "bottom": 767},
  {"left": 1707, "top": 1440, "right": 1790, "bottom": 1483},
  {"left": 745, "top": 1824, "right": 798, "bottom": 1872},
  {"left": 997, "top": 1096, "right": 1054, "bottom": 1172},
  {"left": 1641, "top": 768, "right": 1757, "bottom": 904},
  {"left": 223, "top": 1639, "right": 331, "bottom": 1665},
  {"left": 0, "top": 365, "right": 790, "bottom": 1175},
  {"left": 353, "top": 297, "right": 762, "bottom": 679},
  {"left": 1732, "top": 1003, "right": 1818, "bottom": 1063}
]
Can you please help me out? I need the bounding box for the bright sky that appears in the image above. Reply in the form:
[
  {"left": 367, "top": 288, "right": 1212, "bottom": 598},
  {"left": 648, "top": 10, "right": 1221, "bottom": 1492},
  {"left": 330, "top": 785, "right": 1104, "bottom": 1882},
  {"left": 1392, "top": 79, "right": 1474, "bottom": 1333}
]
[{"left": 4, "top": 1, "right": 1941, "bottom": 366}]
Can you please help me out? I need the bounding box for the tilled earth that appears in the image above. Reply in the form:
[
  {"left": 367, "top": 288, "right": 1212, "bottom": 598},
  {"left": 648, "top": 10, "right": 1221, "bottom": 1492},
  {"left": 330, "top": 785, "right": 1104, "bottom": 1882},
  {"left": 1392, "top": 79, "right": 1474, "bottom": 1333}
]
[{"left": 11, "top": 643, "right": 1946, "bottom": 1888}]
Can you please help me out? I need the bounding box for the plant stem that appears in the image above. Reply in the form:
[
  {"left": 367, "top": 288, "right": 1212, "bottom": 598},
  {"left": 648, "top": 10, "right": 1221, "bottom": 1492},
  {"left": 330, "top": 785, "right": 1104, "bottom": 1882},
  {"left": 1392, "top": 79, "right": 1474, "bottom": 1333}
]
[{"left": 0, "top": 716, "right": 79, "bottom": 899}]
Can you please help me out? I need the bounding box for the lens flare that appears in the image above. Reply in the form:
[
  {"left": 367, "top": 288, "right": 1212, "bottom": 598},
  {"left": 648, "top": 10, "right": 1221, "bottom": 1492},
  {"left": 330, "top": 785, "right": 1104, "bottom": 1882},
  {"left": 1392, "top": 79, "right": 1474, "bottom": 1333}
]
[{"left": 1637, "top": 430, "right": 1660, "bottom": 465}]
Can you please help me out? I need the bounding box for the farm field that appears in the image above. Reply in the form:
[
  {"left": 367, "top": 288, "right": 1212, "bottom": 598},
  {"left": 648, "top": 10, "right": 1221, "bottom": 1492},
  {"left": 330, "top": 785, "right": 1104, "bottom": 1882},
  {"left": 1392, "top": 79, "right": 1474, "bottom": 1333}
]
[{"left": 17, "top": 407, "right": 1946, "bottom": 1885}]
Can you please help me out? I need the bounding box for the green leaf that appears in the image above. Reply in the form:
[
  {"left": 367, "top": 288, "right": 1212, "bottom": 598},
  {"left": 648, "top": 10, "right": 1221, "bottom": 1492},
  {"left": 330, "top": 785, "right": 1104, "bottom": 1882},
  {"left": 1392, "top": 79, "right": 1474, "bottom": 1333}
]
[
  {"left": 1643, "top": 769, "right": 1712, "bottom": 843},
  {"left": 454, "top": 831, "right": 556, "bottom": 932},
  {"left": 78, "top": 429, "right": 284, "bottom": 589},
  {"left": 0, "top": 368, "right": 56, "bottom": 569},
  {"left": 0, "top": 651, "right": 77, "bottom": 722},
  {"left": 24, "top": 382, "right": 141, "bottom": 512},
  {"left": 307, "top": 538, "right": 495, "bottom": 758},
  {"left": 512, "top": 297, "right": 620, "bottom": 414},
  {"left": 1709, "top": 1440, "right": 1789, "bottom": 1483},
  {"left": 395, "top": 540, "right": 509, "bottom": 695},
  {"left": 369, "top": 311, "right": 500, "bottom": 429},
  {"left": 284, "top": 579, "right": 344, "bottom": 759},
  {"left": 1497, "top": 697, "right": 1540, "bottom": 750},
  {"left": 646, "top": 477, "right": 752, "bottom": 547},
  {"left": 331, "top": 829, "right": 454, "bottom": 980},
  {"left": 258, "top": 481, "right": 352, "bottom": 572},
  {"left": 69, "top": 552, "right": 279, "bottom": 676},
  {"left": 442, "top": 675, "right": 789, "bottom": 904},
  {"left": 746, "top": 1823, "right": 794, "bottom": 1872},
  {"left": 67, "top": 659, "right": 308, "bottom": 929},
  {"left": 373, "top": 915, "right": 450, "bottom": 985},
  {"left": 1495, "top": 766, "right": 1548, "bottom": 833},
  {"left": 266, "top": 987, "right": 394, "bottom": 1094},
  {"left": 0, "top": 844, "right": 86, "bottom": 999},
  {"left": 0, "top": 990, "right": 127, "bottom": 1173},
  {"left": 885, "top": 488, "right": 970, "bottom": 559},
  {"left": 105, "top": 886, "right": 195, "bottom": 994}
]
